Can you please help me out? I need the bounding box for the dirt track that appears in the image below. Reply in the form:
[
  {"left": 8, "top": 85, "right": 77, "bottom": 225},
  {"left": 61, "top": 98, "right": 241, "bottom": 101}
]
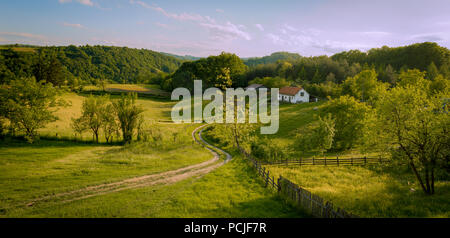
[{"left": 24, "top": 124, "right": 231, "bottom": 207}]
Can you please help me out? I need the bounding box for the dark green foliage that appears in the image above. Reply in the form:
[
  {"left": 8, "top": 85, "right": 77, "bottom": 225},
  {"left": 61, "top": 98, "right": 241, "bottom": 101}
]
[
  {"left": 170, "top": 52, "right": 248, "bottom": 91},
  {"left": 112, "top": 93, "right": 145, "bottom": 144},
  {"left": 0, "top": 77, "right": 63, "bottom": 142},
  {"left": 332, "top": 42, "right": 450, "bottom": 72},
  {"left": 33, "top": 49, "right": 71, "bottom": 87},
  {"left": 242, "top": 42, "right": 449, "bottom": 88},
  {"left": 0, "top": 45, "right": 183, "bottom": 85},
  {"left": 244, "top": 52, "right": 303, "bottom": 67}
]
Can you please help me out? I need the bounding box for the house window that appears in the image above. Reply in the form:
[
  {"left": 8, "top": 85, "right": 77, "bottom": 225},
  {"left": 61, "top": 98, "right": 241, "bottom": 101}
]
[{"left": 300, "top": 92, "right": 304, "bottom": 97}]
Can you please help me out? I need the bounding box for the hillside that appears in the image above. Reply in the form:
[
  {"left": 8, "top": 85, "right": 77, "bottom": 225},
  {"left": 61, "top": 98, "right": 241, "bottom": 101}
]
[
  {"left": 160, "top": 52, "right": 202, "bottom": 61},
  {"left": 0, "top": 44, "right": 183, "bottom": 84},
  {"left": 244, "top": 52, "right": 303, "bottom": 67}
]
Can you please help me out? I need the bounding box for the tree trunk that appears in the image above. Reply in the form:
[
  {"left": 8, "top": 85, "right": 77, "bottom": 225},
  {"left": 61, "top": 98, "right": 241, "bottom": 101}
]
[
  {"left": 425, "top": 166, "right": 431, "bottom": 194},
  {"left": 431, "top": 167, "right": 435, "bottom": 195},
  {"left": 409, "top": 161, "right": 428, "bottom": 194}
]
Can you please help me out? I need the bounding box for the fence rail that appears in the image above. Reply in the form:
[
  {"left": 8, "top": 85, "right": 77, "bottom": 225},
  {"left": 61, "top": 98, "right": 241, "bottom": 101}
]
[
  {"left": 239, "top": 148, "right": 359, "bottom": 218},
  {"left": 261, "top": 156, "right": 389, "bottom": 166}
]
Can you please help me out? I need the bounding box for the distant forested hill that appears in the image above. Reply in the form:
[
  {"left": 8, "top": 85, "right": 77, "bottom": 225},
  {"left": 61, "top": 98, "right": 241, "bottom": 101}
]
[
  {"left": 242, "top": 42, "right": 450, "bottom": 86},
  {"left": 0, "top": 45, "right": 183, "bottom": 84},
  {"left": 160, "top": 52, "right": 202, "bottom": 61},
  {"left": 331, "top": 42, "right": 450, "bottom": 71},
  {"left": 243, "top": 52, "right": 303, "bottom": 67}
]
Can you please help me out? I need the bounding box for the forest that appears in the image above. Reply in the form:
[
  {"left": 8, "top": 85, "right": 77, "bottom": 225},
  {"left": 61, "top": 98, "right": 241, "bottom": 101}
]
[{"left": 0, "top": 44, "right": 183, "bottom": 87}]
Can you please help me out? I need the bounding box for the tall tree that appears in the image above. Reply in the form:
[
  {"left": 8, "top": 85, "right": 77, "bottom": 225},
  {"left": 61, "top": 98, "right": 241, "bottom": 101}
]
[
  {"left": 426, "top": 62, "right": 439, "bottom": 81},
  {"left": 375, "top": 85, "right": 449, "bottom": 194},
  {"left": 72, "top": 95, "right": 109, "bottom": 143},
  {"left": 112, "top": 93, "right": 145, "bottom": 144},
  {"left": 0, "top": 77, "right": 63, "bottom": 142}
]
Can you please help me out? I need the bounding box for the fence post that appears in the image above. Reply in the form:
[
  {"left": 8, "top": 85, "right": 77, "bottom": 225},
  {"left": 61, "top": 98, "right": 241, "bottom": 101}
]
[
  {"left": 277, "top": 176, "right": 282, "bottom": 193},
  {"left": 337, "top": 156, "right": 339, "bottom": 166},
  {"left": 300, "top": 157, "right": 302, "bottom": 166},
  {"left": 265, "top": 170, "right": 270, "bottom": 187},
  {"left": 351, "top": 157, "right": 353, "bottom": 166},
  {"left": 324, "top": 157, "right": 327, "bottom": 166},
  {"left": 364, "top": 156, "right": 367, "bottom": 165},
  {"left": 313, "top": 156, "right": 315, "bottom": 165}
]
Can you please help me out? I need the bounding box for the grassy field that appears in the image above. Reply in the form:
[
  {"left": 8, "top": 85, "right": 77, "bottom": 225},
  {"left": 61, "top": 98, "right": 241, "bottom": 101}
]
[
  {"left": 39, "top": 92, "right": 176, "bottom": 140},
  {"left": 3, "top": 157, "right": 305, "bottom": 218},
  {"left": 262, "top": 101, "right": 450, "bottom": 218},
  {"left": 83, "top": 84, "right": 170, "bottom": 97},
  {"left": 0, "top": 92, "right": 305, "bottom": 218},
  {"left": 201, "top": 100, "right": 450, "bottom": 218},
  {"left": 266, "top": 164, "right": 450, "bottom": 218},
  {"left": 0, "top": 45, "right": 36, "bottom": 53}
]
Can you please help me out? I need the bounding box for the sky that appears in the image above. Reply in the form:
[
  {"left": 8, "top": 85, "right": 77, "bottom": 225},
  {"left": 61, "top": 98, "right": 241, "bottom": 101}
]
[{"left": 0, "top": 0, "right": 449, "bottom": 57}]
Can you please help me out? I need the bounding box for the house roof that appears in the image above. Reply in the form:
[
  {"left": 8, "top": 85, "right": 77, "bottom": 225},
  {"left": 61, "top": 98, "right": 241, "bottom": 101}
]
[
  {"left": 245, "top": 84, "right": 266, "bottom": 90},
  {"left": 279, "top": 86, "right": 303, "bottom": 96}
]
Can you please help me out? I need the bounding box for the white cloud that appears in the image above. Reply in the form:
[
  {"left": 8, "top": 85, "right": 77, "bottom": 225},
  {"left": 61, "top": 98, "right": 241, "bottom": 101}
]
[
  {"left": 155, "top": 22, "right": 169, "bottom": 29},
  {"left": 359, "top": 31, "right": 391, "bottom": 37},
  {"left": 267, "top": 29, "right": 372, "bottom": 55},
  {"left": 62, "top": 22, "right": 84, "bottom": 28},
  {"left": 283, "top": 24, "right": 298, "bottom": 32},
  {"left": 216, "top": 9, "right": 224, "bottom": 13},
  {"left": 0, "top": 32, "right": 47, "bottom": 40},
  {"left": 201, "top": 22, "right": 251, "bottom": 41},
  {"left": 410, "top": 33, "right": 445, "bottom": 42},
  {"left": 78, "top": 0, "right": 93, "bottom": 6},
  {"left": 130, "top": 0, "right": 206, "bottom": 22},
  {"left": 131, "top": 1, "right": 251, "bottom": 42},
  {"left": 58, "top": 0, "right": 94, "bottom": 6},
  {"left": 255, "top": 24, "right": 264, "bottom": 31}
]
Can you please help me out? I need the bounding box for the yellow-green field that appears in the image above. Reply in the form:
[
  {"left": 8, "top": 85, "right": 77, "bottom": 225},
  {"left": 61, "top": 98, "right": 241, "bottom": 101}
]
[
  {"left": 0, "top": 92, "right": 305, "bottom": 218},
  {"left": 83, "top": 84, "right": 170, "bottom": 97},
  {"left": 40, "top": 92, "right": 176, "bottom": 140},
  {"left": 260, "top": 101, "right": 450, "bottom": 218}
]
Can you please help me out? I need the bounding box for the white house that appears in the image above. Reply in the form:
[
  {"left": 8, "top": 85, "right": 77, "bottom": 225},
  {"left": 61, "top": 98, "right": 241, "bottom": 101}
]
[{"left": 278, "top": 86, "right": 310, "bottom": 103}]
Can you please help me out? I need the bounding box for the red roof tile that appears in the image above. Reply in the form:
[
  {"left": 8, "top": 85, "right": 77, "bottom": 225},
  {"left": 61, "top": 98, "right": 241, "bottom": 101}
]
[{"left": 279, "top": 87, "right": 302, "bottom": 96}]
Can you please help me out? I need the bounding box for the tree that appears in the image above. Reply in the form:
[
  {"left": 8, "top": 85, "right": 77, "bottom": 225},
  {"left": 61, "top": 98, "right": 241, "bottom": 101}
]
[
  {"left": 325, "top": 72, "right": 336, "bottom": 83},
  {"left": 0, "top": 77, "right": 63, "bottom": 142},
  {"left": 375, "top": 85, "right": 449, "bottom": 194},
  {"left": 342, "top": 69, "right": 387, "bottom": 104},
  {"left": 33, "top": 49, "right": 69, "bottom": 87},
  {"left": 426, "top": 62, "right": 439, "bottom": 81},
  {"left": 73, "top": 95, "right": 109, "bottom": 143},
  {"left": 397, "top": 69, "right": 430, "bottom": 90},
  {"left": 429, "top": 74, "right": 450, "bottom": 96},
  {"left": 295, "top": 114, "right": 335, "bottom": 156},
  {"left": 101, "top": 103, "right": 119, "bottom": 143},
  {"left": 383, "top": 64, "right": 397, "bottom": 85},
  {"left": 112, "top": 93, "right": 145, "bottom": 144},
  {"left": 312, "top": 69, "right": 321, "bottom": 83},
  {"left": 321, "top": 95, "right": 374, "bottom": 150}
]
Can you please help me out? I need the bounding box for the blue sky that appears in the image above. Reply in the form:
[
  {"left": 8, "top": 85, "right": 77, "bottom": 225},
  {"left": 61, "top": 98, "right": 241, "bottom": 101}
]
[{"left": 0, "top": 0, "right": 449, "bottom": 57}]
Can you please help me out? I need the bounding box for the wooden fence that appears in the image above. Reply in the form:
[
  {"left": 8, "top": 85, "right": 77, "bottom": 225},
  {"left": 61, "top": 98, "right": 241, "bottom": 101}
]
[
  {"left": 240, "top": 148, "right": 359, "bottom": 218},
  {"left": 260, "top": 156, "right": 389, "bottom": 166}
]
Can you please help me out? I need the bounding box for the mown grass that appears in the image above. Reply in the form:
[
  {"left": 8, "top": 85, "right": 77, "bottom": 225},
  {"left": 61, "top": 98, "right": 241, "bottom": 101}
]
[{"left": 4, "top": 156, "right": 306, "bottom": 218}]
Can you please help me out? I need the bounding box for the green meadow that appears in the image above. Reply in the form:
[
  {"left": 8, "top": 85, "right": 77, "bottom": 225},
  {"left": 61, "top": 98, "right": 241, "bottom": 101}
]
[{"left": 0, "top": 91, "right": 305, "bottom": 218}]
